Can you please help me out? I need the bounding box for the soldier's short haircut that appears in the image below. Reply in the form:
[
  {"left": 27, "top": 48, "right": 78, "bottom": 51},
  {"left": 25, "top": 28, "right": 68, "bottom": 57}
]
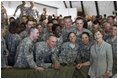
[
  {"left": 75, "top": 16, "right": 84, "bottom": 23},
  {"left": 26, "top": 19, "right": 34, "bottom": 25},
  {"left": 28, "top": 27, "right": 38, "bottom": 35},
  {"left": 9, "top": 17, "right": 15, "bottom": 21},
  {"left": 63, "top": 16, "right": 72, "bottom": 23},
  {"left": 63, "top": 16, "right": 71, "bottom": 20},
  {"left": 93, "top": 19, "right": 100, "bottom": 25},
  {"left": 107, "top": 15, "right": 114, "bottom": 20},
  {"left": 47, "top": 35, "right": 57, "bottom": 40}
]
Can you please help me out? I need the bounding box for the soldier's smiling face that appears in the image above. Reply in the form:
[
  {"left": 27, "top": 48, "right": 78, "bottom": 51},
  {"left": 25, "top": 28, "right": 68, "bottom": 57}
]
[
  {"left": 81, "top": 34, "right": 90, "bottom": 45},
  {"left": 76, "top": 19, "right": 84, "bottom": 31},
  {"left": 47, "top": 36, "right": 57, "bottom": 48},
  {"left": 69, "top": 32, "right": 77, "bottom": 43},
  {"left": 64, "top": 18, "right": 72, "bottom": 28}
]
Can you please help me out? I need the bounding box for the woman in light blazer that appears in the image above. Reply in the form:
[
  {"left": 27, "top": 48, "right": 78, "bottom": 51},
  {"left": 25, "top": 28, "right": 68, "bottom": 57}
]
[{"left": 76, "top": 28, "right": 113, "bottom": 78}]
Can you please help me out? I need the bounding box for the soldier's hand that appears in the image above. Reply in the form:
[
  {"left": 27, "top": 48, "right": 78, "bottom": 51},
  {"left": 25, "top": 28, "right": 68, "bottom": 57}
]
[
  {"left": 76, "top": 63, "right": 83, "bottom": 69},
  {"left": 35, "top": 67, "right": 44, "bottom": 71},
  {"left": 52, "top": 63, "right": 60, "bottom": 70}
]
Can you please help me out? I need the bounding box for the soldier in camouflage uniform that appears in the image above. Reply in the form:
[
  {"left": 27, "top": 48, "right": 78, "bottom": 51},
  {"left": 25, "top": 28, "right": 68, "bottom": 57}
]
[
  {"left": 58, "top": 32, "right": 79, "bottom": 77},
  {"left": 37, "top": 24, "right": 46, "bottom": 42},
  {"left": 34, "top": 35, "right": 60, "bottom": 77},
  {"left": 51, "top": 24, "right": 62, "bottom": 50},
  {"left": 60, "top": 16, "right": 75, "bottom": 43},
  {"left": 35, "top": 35, "right": 59, "bottom": 69},
  {"left": 74, "top": 32, "right": 94, "bottom": 78},
  {"left": 103, "top": 23, "right": 112, "bottom": 41},
  {"left": 14, "top": 27, "right": 44, "bottom": 71},
  {"left": 1, "top": 37, "right": 9, "bottom": 68},
  {"left": 59, "top": 32, "right": 79, "bottom": 64},
  {"left": 43, "top": 22, "right": 53, "bottom": 41},
  {"left": 1, "top": 24, "right": 9, "bottom": 68},
  {"left": 74, "top": 17, "right": 93, "bottom": 44},
  {"left": 27, "top": 1, "right": 39, "bottom": 19},
  {"left": 76, "top": 32, "right": 94, "bottom": 64},
  {"left": 5, "top": 25, "right": 21, "bottom": 66},
  {"left": 13, "top": 1, "right": 28, "bottom": 21},
  {"left": 1, "top": 2, "right": 8, "bottom": 25},
  {"left": 19, "top": 20, "right": 34, "bottom": 39},
  {"left": 106, "top": 25, "right": 117, "bottom": 76}
]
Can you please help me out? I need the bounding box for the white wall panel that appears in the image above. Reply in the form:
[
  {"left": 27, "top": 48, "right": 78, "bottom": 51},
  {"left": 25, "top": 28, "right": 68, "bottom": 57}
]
[
  {"left": 57, "top": 8, "right": 77, "bottom": 21},
  {"left": 72, "top": 1, "right": 82, "bottom": 11},
  {"left": 98, "top": 1, "right": 114, "bottom": 16},
  {"left": 83, "top": 1, "right": 96, "bottom": 16}
]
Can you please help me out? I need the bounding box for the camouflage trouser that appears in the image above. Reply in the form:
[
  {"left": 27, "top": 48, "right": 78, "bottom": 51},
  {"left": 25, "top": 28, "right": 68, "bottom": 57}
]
[
  {"left": 1, "top": 55, "right": 8, "bottom": 68},
  {"left": 73, "top": 66, "right": 90, "bottom": 78}
]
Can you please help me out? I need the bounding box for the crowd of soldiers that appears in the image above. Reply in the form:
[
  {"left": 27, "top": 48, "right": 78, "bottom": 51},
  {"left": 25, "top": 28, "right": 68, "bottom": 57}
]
[{"left": 1, "top": 1, "right": 117, "bottom": 78}]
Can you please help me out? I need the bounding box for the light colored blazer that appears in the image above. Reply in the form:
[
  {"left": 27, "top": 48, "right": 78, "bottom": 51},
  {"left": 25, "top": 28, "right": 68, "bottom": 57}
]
[{"left": 88, "top": 41, "right": 113, "bottom": 77}]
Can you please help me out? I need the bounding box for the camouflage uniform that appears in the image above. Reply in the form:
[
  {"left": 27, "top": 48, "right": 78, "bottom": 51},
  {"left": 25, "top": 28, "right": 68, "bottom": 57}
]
[
  {"left": 106, "top": 36, "right": 117, "bottom": 75},
  {"left": 19, "top": 30, "right": 28, "bottom": 39},
  {"left": 58, "top": 42, "right": 79, "bottom": 77},
  {"left": 1, "top": 37, "right": 9, "bottom": 68},
  {"left": 14, "top": 37, "right": 37, "bottom": 68},
  {"left": 5, "top": 33, "right": 21, "bottom": 66},
  {"left": 43, "top": 28, "right": 53, "bottom": 41},
  {"left": 34, "top": 42, "right": 59, "bottom": 68},
  {"left": 60, "top": 27, "right": 75, "bottom": 43},
  {"left": 59, "top": 42, "right": 79, "bottom": 64},
  {"left": 27, "top": 7, "right": 39, "bottom": 19},
  {"left": 104, "top": 33, "right": 111, "bottom": 41},
  {"left": 1, "top": 5, "right": 8, "bottom": 25},
  {"left": 56, "top": 37, "right": 63, "bottom": 50},
  {"left": 16, "top": 5, "right": 28, "bottom": 17},
  {"left": 73, "top": 41, "right": 94, "bottom": 78},
  {"left": 43, "top": 32, "right": 53, "bottom": 41},
  {"left": 76, "top": 41, "right": 94, "bottom": 63},
  {"left": 37, "top": 33, "right": 45, "bottom": 42},
  {"left": 14, "top": 4, "right": 28, "bottom": 23}
]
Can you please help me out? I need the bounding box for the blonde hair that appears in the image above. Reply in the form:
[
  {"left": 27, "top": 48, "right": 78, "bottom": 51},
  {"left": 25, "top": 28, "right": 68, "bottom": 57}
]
[{"left": 93, "top": 28, "right": 105, "bottom": 37}]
